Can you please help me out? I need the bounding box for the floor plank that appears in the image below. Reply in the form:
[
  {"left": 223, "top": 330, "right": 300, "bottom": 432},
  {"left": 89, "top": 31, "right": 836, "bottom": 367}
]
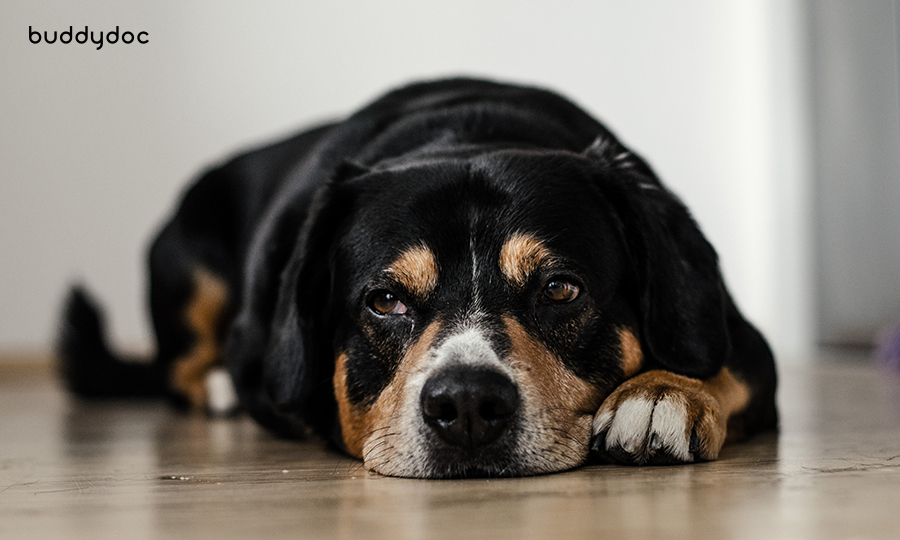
[{"left": 1, "top": 356, "right": 899, "bottom": 539}]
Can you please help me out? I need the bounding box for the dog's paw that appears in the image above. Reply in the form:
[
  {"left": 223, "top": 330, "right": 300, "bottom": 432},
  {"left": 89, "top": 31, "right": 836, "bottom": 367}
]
[
  {"left": 589, "top": 370, "right": 726, "bottom": 465},
  {"left": 204, "top": 367, "right": 240, "bottom": 416}
]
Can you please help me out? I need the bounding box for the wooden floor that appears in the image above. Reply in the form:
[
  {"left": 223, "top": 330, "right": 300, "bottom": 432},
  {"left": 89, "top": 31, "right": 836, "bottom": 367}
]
[{"left": 1, "top": 354, "right": 899, "bottom": 540}]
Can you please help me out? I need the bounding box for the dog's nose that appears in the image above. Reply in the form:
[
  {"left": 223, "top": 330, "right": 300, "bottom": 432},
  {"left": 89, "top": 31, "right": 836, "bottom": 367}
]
[{"left": 420, "top": 366, "right": 519, "bottom": 449}]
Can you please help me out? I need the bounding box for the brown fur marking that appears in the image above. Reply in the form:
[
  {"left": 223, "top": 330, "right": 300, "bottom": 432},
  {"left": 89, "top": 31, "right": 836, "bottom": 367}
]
[
  {"left": 503, "top": 315, "right": 603, "bottom": 422},
  {"left": 619, "top": 327, "right": 644, "bottom": 377},
  {"left": 604, "top": 368, "right": 749, "bottom": 418},
  {"left": 502, "top": 316, "right": 606, "bottom": 470},
  {"left": 690, "top": 367, "right": 751, "bottom": 457},
  {"left": 170, "top": 268, "right": 229, "bottom": 409},
  {"left": 386, "top": 244, "right": 439, "bottom": 298},
  {"left": 702, "top": 367, "right": 751, "bottom": 419},
  {"left": 499, "top": 232, "right": 554, "bottom": 288},
  {"left": 333, "top": 352, "right": 365, "bottom": 457},
  {"left": 335, "top": 321, "right": 442, "bottom": 458}
]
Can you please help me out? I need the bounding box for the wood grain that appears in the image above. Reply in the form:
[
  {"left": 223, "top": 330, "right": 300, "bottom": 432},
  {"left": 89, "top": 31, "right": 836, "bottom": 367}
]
[{"left": 1, "top": 355, "right": 899, "bottom": 539}]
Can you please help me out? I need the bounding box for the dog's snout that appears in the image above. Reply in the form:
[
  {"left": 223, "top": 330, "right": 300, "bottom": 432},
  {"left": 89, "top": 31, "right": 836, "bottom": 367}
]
[{"left": 420, "top": 366, "right": 518, "bottom": 449}]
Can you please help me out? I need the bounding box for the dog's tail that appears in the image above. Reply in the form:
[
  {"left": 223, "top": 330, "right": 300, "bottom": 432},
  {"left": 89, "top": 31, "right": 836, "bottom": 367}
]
[{"left": 58, "top": 286, "right": 167, "bottom": 398}]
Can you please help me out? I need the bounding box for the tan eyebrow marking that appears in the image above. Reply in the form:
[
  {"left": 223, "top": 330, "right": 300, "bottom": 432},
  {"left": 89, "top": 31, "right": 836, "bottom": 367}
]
[
  {"left": 499, "top": 232, "right": 554, "bottom": 287},
  {"left": 386, "top": 244, "right": 439, "bottom": 298}
]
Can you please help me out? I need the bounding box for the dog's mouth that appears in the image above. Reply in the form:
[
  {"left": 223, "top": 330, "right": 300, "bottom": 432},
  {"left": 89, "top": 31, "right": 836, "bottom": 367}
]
[
  {"left": 354, "top": 363, "right": 597, "bottom": 479},
  {"left": 361, "top": 407, "right": 595, "bottom": 479},
  {"left": 414, "top": 453, "right": 525, "bottom": 480}
]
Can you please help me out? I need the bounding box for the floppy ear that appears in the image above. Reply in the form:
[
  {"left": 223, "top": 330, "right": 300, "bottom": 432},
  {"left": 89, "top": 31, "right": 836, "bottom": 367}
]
[
  {"left": 261, "top": 183, "right": 352, "bottom": 418},
  {"left": 587, "top": 138, "right": 730, "bottom": 378},
  {"left": 223, "top": 166, "right": 362, "bottom": 437}
]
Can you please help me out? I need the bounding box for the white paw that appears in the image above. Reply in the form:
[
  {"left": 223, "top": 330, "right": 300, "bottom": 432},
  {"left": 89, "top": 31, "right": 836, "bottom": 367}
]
[
  {"left": 590, "top": 371, "right": 725, "bottom": 465},
  {"left": 205, "top": 367, "right": 239, "bottom": 416}
]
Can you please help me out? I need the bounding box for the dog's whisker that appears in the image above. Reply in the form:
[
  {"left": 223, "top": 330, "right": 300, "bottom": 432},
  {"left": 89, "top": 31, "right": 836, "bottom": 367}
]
[
  {"left": 363, "top": 440, "right": 389, "bottom": 461},
  {"left": 547, "top": 427, "right": 586, "bottom": 449},
  {"left": 367, "top": 431, "right": 400, "bottom": 445},
  {"left": 548, "top": 438, "right": 583, "bottom": 457},
  {"left": 350, "top": 425, "right": 392, "bottom": 448}
]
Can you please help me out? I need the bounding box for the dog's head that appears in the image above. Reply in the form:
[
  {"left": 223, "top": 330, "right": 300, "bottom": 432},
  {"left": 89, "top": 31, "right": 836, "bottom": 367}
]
[{"left": 233, "top": 138, "right": 728, "bottom": 478}]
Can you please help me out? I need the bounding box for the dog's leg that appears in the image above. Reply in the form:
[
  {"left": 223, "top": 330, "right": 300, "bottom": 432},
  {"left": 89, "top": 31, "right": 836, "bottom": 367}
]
[
  {"left": 590, "top": 313, "right": 777, "bottom": 465},
  {"left": 168, "top": 267, "right": 233, "bottom": 411},
  {"left": 589, "top": 368, "right": 751, "bottom": 464},
  {"left": 148, "top": 218, "right": 237, "bottom": 413}
]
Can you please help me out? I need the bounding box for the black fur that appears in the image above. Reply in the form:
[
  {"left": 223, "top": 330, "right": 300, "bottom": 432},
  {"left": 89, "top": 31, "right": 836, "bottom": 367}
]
[
  {"left": 59, "top": 78, "right": 777, "bottom": 465},
  {"left": 59, "top": 287, "right": 166, "bottom": 397}
]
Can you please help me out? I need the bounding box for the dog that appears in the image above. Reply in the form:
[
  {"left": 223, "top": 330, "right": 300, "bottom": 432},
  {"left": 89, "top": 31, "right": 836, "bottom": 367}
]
[{"left": 59, "top": 78, "right": 778, "bottom": 478}]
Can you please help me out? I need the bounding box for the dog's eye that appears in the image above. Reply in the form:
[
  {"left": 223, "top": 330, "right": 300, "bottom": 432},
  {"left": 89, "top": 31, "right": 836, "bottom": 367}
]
[
  {"left": 542, "top": 279, "right": 579, "bottom": 303},
  {"left": 368, "top": 290, "right": 409, "bottom": 316}
]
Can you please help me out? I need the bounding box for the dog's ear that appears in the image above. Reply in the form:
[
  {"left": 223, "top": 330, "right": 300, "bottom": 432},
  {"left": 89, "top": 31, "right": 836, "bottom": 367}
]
[
  {"left": 588, "top": 138, "right": 730, "bottom": 378},
  {"left": 260, "top": 161, "right": 368, "bottom": 418},
  {"left": 223, "top": 175, "right": 357, "bottom": 436},
  {"left": 260, "top": 183, "right": 351, "bottom": 418}
]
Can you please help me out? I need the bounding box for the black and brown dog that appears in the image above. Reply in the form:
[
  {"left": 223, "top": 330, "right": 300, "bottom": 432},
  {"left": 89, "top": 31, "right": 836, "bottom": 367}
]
[{"left": 60, "top": 78, "right": 777, "bottom": 478}]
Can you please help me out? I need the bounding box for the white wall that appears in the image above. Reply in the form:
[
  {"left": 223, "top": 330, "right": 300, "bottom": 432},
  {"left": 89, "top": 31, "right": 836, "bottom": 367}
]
[
  {"left": 0, "top": 0, "right": 812, "bottom": 360},
  {"left": 810, "top": 0, "right": 900, "bottom": 346}
]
